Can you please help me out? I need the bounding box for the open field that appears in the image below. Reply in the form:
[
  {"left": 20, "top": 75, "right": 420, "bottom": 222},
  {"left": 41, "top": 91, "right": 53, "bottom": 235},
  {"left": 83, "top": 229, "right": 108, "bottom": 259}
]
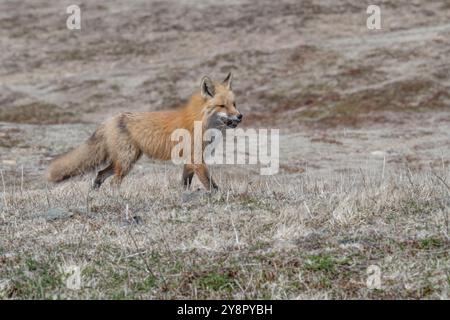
[
  {"left": 1, "top": 160, "right": 450, "bottom": 299},
  {"left": 1, "top": 0, "right": 449, "bottom": 299}
]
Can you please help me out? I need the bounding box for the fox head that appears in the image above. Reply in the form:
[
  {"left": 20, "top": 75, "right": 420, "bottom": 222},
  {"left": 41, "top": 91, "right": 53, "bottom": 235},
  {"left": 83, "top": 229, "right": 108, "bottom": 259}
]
[{"left": 200, "top": 73, "right": 243, "bottom": 129}]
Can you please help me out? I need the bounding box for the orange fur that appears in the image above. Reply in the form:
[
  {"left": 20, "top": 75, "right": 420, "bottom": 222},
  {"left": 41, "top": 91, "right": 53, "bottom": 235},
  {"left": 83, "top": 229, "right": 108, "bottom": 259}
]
[{"left": 46, "top": 74, "right": 242, "bottom": 191}]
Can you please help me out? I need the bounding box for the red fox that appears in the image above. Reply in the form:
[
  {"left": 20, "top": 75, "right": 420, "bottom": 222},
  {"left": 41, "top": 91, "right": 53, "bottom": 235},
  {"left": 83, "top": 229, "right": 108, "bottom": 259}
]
[{"left": 46, "top": 73, "right": 242, "bottom": 191}]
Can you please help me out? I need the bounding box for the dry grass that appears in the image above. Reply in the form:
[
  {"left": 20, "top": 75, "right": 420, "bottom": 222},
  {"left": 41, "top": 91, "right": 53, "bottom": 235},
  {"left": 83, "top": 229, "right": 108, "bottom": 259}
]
[{"left": 0, "top": 166, "right": 449, "bottom": 299}]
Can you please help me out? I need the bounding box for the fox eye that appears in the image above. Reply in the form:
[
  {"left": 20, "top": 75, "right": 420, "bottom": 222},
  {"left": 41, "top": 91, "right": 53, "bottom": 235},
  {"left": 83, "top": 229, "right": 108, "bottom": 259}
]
[{"left": 217, "top": 105, "right": 226, "bottom": 108}]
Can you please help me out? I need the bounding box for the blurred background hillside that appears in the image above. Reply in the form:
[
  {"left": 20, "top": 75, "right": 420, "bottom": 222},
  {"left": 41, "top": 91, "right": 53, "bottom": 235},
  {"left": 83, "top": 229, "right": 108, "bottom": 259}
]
[{"left": 1, "top": 0, "right": 449, "bottom": 129}]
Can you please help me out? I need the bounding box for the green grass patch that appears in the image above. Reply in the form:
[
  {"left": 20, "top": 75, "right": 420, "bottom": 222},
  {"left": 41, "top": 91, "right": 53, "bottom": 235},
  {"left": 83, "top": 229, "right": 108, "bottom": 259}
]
[
  {"left": 305, "top": 254, "right": 337, "bottom": 273},
  {"left": 6, "top": 256, "right": 63, "bottom": 299},
  {"left": 197, "top": 271, "right": 235, "bottom": 292},
  {"left": 419, "top": 237, "right": 443, "bottom": 250}
]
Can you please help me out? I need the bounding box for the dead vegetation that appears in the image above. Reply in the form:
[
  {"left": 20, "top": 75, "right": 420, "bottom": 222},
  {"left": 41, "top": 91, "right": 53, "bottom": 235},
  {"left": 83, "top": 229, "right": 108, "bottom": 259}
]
[{"left": 0, "top": 167, "right": 449, "bottom": 299}]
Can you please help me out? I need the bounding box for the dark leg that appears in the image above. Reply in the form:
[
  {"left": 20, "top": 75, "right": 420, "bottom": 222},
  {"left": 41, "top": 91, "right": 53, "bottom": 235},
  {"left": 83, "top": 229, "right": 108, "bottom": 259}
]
[
  {"left": 182, "top": 164, "right": 195, "bottom": 189},
  {"left": 93, "top": 163, "right": 114, "bottom": 189}
]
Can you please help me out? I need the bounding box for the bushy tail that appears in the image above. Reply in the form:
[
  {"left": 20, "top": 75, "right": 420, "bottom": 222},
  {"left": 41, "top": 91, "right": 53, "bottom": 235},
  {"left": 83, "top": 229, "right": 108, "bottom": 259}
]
[{"left": 46, "top": 129, "right": 109, "bottom": 183}]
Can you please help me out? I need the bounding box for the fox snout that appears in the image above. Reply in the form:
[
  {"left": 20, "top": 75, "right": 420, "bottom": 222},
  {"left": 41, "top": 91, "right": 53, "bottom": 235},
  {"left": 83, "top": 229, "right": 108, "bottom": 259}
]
[{"left": 225, "top": 113, "right": 243, "bottom": 128}]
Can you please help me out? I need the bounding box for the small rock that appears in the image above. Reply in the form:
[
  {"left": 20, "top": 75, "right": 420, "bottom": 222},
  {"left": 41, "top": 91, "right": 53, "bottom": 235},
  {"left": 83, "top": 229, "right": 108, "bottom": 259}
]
[{"left": 46, "top": 208, "right": 74, "bottom": 221}]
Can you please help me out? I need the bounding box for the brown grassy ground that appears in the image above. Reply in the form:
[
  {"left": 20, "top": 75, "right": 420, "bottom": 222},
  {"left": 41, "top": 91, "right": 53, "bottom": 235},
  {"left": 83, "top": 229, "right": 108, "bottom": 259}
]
[
  {"left": 1, "top": 0, "right": 450, "bottom": 299},
  {"left": 0, "top": 166, "right": 449, "bottom": 299}
]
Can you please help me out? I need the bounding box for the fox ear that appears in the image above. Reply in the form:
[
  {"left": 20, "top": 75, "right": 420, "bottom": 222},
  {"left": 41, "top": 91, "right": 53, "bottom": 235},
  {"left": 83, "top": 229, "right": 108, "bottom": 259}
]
[
  {"left": 200, "top": 76, "right": 215, "bottom": 99},
  {"left": 223, "top": 72, "right": 232, "bottom": 89}
]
